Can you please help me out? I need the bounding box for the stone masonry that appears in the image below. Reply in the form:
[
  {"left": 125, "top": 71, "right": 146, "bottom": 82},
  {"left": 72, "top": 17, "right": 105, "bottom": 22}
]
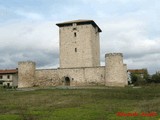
[
  {"left": 56, "top": 20, "right": 101, "bottom": 68},
  {"left": 18, "top": 61, "right": 35, "bottom": 88},
  {"left": 105, "top": 53, "right": 127, "bottom": 87},
  {"left": 18, "top": 20, "right": 128, "bottom": 88}
]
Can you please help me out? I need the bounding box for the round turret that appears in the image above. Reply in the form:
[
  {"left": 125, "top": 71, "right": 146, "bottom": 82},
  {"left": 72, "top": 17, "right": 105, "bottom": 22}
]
[
  {"left": 105, "top": 53, "right": 127, "bottom": 87},
  {"left": 18, "top": 61, "right": 36, "bottom": 88}
]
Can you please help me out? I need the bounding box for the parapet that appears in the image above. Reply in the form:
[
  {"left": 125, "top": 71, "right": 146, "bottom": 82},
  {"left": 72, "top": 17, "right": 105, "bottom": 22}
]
[
  {"left": 18, "top": 61, "right": 36, "bottom": 65},
  {"left": 105, "top": 53, "right": 123, "bottom": 58}
]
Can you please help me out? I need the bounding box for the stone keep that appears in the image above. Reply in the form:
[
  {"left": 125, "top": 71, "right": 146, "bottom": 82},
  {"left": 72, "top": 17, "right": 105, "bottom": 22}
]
[
  {"left": 17, "top": 19, "right": 128, "bottom": 88},
  {"left": 18, "top": 61, "right": 35, "bottom": 88},
  {"left": 105, "top": 53, "right": 127, "bottom": 87},
  {"left": 56, "top": 20, "right": 102, "bottom": 68}
]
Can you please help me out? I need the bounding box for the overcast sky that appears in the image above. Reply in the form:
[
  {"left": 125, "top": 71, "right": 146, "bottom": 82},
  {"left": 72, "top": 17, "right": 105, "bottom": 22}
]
[{"left": 0, "top": 0, "right": 160, "bottom": 74}]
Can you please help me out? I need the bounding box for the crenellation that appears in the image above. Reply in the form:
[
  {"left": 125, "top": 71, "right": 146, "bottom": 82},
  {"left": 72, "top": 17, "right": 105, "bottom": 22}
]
[{"left": 105, "top": 53, "right": 123, "bottom": 58}]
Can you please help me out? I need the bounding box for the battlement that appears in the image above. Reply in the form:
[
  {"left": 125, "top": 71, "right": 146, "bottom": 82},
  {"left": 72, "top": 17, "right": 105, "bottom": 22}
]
[
  {"left": 105, "top": 53, "right": 123, "bottom": 58},
  {"left": 18, "top": 61, "right": 36, "bottom": 65}
]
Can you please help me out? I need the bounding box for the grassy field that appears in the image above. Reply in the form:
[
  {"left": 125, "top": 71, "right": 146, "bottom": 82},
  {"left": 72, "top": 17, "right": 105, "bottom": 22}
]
[{"left": 0, "top": 85, "right": 160, "bottom": 120}]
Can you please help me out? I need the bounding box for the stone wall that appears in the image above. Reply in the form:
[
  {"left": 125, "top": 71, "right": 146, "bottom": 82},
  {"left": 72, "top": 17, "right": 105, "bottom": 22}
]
[
  {"left": 58, "top": 68, "right": 85, "bottom": 86},
  {"left": 18, "top": 61, "right": 35, "bottom": 88},
  {"left": 58, "top": 67, "right": 105, "bottom": 86},
  {"left": 12, "top": 74, "right": 18, "bottom": 87},
  {"left": 123, "top": 64, "right": 128, "bottom": 85},
  {"left": 90, "top": 25, "right": 100, "bottom": 66},
  {"left": 16, "top": 20, "right": 129, "bottom": 88},
  {"left": 35, "top": 69, "right": 60, "bottom": 87},
  {"left": 17, "top": 55, "right": 127, "bottom": 88},
  {"left": 59, "top": 24, "right": 100, "bottom": 68},
  {"left": 105, "top": 53, "right": 127, "bottom": 87},
  {"left": 84, "top": 67, "right": 105, "bottom": 85},
  {"left": 30, "top": 66, "right": 105, "bottom": 87}
]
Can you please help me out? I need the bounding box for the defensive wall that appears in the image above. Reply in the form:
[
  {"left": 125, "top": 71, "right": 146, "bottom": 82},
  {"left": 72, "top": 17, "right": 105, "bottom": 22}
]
[
  {"left": 18, "top": 53, "right": 127, "bottom": 88},
  {"left": 17, "top": 20, "right": 128, "bottom": 88}
]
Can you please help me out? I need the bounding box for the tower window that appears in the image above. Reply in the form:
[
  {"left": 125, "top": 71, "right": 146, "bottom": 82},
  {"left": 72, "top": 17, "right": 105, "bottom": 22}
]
[
  {"left": 73, "top": 28, "right": 77, "bottom": 30},
  {"left": 74, "top": 32, "right": 77, "bottom": 37},
  {"left": 75, "top": 48, "right": 77, "bottom": 52},
  {"left": 7, "top": 75, "right": 10, "bottom": 79}
]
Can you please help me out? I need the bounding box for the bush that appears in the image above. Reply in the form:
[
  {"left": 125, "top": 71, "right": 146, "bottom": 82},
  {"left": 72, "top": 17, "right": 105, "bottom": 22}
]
[
  {"left": 151, "top": 72, "right": 160, "bottom": 83},
  {"left": 130, "top": 73, "right": 148, "bottom": 86}
]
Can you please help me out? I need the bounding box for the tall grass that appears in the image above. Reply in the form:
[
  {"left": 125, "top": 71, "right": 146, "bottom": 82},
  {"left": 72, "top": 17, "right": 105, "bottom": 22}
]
[{"left": 0, "top": 86, "right": 159, "bottom": 120}]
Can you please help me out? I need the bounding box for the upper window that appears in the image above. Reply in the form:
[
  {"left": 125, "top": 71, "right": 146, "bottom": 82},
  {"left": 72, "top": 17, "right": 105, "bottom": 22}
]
[
  {"left": 73, "top": 28, "right": 77, "bottom": 30},
  {"left": 7, "top": 75, "right": 10, "bottom": 79},
  {"left": 74, "top": 32, "right": 77, "bottom": 37},
  {"left": 75, "top": 48, "right": 77, "bottom": 52}
]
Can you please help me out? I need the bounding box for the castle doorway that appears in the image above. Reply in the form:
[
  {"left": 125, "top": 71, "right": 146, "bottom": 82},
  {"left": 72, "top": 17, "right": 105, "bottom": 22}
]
[{"left": 64, "top": 77, "right": 70, "bottom": 86}]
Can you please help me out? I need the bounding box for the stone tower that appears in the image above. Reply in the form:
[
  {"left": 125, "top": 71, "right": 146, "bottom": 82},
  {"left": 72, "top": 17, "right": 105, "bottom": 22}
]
[
  {"left": 56, "top": 20, "right": 102, "bottom": 68},
  {"left": 105, "top": 53, "right": 127, "bottom": 87},
  {"left": 18, "top": 61, "right": 35, "bottom": 88}
]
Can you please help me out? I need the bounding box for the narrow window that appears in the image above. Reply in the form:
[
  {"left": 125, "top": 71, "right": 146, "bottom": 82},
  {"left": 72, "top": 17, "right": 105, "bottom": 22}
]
[
  {"left": 74, "top": 32, "right": 77, "bottom": 37},
  {"left": 0, "top": 75, "right": 2, "bottom": 79},
  {"left": 7, "top": 75, "right": 10, "bottom": 79},
  {"left": 75, "top": 48, "right": 77, "bottom": 52},
  {"left": 73, "top": 28, "right": 77, "bottom": 30}
]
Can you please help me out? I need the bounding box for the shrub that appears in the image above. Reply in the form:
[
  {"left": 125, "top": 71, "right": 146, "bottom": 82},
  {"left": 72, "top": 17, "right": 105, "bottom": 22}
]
[{"left": 151, "top": 72, "right": 160, "bottom": 83}]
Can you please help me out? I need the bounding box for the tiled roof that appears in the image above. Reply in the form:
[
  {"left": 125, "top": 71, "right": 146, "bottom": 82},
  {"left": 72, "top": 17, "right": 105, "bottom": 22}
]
[
  {"left": 0, "top": 69, "right": 18, "bottom": 74},
  {"left": 128, "top": 69, "right": 147, "bottom": 74},
  {"left": 56, "top": 19, "right": 102, "bottom": 32}
]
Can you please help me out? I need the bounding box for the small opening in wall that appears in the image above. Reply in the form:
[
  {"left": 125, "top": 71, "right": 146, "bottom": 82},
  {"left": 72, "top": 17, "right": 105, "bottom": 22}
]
[
  {"left": 65, "top": 77, "right": 70, "bottom": 86},
  {"left": 7, "top": 75, "right": 10, "bottom": 79},
  {"left": 74, "top": 32, "right": 77, "bottom": 37},
  {"left": 101, "top": 74, "right": 103, "bottom": 77},
  {"left": 0, "top": 75, "right": 2, "bottom": 79},
  {"left": 75, "top": 48, "right": 77, "bottom": 52},
  {"left": 73, "top": 28, "right": 77, "bottom": 30}
]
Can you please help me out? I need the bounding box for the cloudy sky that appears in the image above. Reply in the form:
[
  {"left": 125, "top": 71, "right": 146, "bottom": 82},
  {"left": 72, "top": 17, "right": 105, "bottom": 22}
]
[{"left": 0, "top": 0, "right": 160, "bottom": 74}]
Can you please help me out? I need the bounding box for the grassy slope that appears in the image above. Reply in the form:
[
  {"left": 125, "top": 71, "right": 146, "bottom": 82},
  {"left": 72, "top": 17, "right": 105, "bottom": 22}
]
[{"left": 0, "top": 86, "right": 160, "bottom": 120}]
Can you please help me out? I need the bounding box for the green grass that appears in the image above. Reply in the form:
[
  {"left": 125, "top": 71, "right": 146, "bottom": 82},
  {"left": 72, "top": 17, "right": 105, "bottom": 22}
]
[{"left": 0, "top": 85, "right": 160, "bottom": 120}]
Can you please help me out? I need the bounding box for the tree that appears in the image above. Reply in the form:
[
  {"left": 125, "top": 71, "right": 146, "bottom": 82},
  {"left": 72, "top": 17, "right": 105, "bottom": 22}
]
[
  {"left": 130, "top": 73, "right": 149, "bottom": 86},
  {"left": 151, "top": 72, "right": 160, "bottom": 83},
  {"left": 130, "top": 73, "right": 138, "bottom": 84}
]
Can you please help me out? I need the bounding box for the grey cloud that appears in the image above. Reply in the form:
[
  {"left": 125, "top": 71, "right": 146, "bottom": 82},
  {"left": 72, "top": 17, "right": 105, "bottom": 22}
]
[
  {"left": 99, "top": 17, "right": 160, "bottom": 74},
  {"left": 0, "top": 0, "right": 160, "bottom": 74},
  {"left": 0, "top": 47, "right": 59, "bottom": 69},
  {"left": 0, "top": 20, "right": 59, "bottom": 69}
]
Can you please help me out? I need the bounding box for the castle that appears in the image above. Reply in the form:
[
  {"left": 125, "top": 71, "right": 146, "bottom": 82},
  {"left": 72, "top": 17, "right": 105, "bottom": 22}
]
[{"left": 18, "top": 20, "right": 128, "bottom": 88}]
